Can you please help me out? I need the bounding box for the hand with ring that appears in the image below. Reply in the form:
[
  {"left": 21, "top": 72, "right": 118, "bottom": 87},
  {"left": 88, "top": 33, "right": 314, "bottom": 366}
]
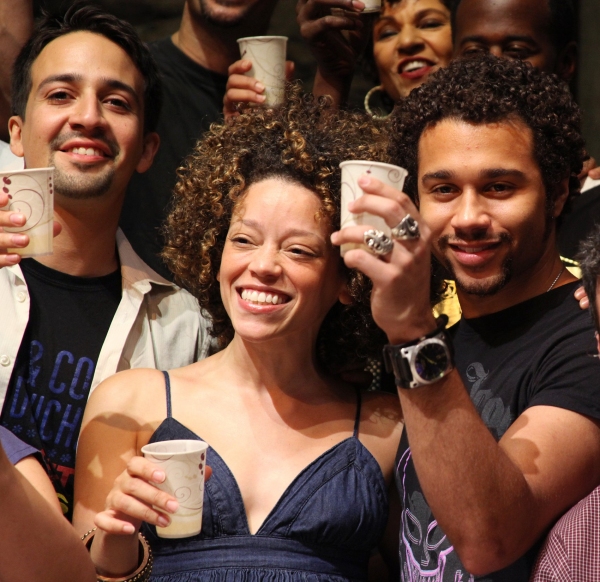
[{"left": 330, "top": 173, "right": 437, "bottom": 344}]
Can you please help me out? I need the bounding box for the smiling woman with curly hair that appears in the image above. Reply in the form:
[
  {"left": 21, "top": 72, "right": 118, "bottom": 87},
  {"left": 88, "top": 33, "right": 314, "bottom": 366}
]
[
  {"left": 73, "top": 85, "right": 404, "bottom": 582},
  {"left": 163, "top": 85, "right": 391, "bottom": 373}
]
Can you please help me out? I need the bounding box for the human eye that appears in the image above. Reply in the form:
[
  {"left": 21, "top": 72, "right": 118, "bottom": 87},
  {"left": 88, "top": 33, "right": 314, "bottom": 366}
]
[
  {"left": 104, "top": 95, "right": 132, "bottom": 112},
  {"left": 503, "top": 44, "right": 534, "bottom": 60},
  {"left": 460, "top": 44, "right": 487, "bottom": 57},
  {"left": 431, "top": 184, "right": 457, "bottom": 196},
  {"left": 485, "top": 182, "right": 514, "bottom": 196},
  {"left": 374, "top": 24, "right": 397, "bottom": 42},
  {"left": 287, "top": 246, "right": 316, "bottom": 258},
  {"left": 419, "top": 18, "right": 445, "bottom": 30},
  {"left": 47, "top": 90, "right": 73, "bottom": 103}
]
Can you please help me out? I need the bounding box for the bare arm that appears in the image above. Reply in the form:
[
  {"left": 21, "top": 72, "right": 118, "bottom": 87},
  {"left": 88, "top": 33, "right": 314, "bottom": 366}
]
[
  {"left": 331, "top": 176, "right": 600, "bottom": 575},
  {"left": 73, "top": 369, "right": 178, "bottom": 578},
  {"left": 0, "top": 447, "right": 96, "bottom": 582},
  {"left": 0, "top": 0, "right": 33, "bottom": 141}
]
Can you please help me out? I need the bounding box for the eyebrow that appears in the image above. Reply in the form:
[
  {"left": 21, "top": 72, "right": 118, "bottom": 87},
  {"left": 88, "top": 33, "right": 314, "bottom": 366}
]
[
  {"left": 376, "top": 8, "right": 448, "bottom": 25},
  {"left": 458, "top": 34, "right": 538, "bottom": 46},
  {"left": 37, "top": 73, "right": 140, "bottom": 105},
  {"left": 236, "top": 219, "right": 325, "bottom": 242},
  {"left": 421, "top": 168, "right": 527, "bottom": 184}
]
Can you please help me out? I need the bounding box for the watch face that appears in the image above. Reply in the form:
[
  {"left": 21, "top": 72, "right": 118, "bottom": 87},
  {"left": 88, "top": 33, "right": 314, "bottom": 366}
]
[{"left": 414, "top": 340, "right": 449, "bottom": 382}]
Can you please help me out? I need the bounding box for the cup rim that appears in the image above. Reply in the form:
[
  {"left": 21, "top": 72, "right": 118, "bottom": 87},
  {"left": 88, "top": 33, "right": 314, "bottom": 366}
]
[
  {"left": 237, "top": 36, "right": 288, "bottom": 43},
  {"left": 0, "top": 166, "right": 54, "bottom": 177},
  {"left": 339, "top": 161, "right": 407, "bottom": 174},
  {"left": 141, "top": 439, "right": 208, "bottom": 457}
]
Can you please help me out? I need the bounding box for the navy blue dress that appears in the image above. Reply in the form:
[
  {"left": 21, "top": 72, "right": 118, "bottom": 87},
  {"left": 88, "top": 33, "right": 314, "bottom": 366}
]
[{"left": 141, "top": 372, "right": 389, "bottom": 581}]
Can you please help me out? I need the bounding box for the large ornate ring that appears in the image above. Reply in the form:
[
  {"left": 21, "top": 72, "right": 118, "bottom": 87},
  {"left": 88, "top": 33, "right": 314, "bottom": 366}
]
[
  {"left": 363, "top": 229, "right": 394, "bottom": 256},
  {"left": 391, "top": 214, "right": 420, "bottom": 240}
]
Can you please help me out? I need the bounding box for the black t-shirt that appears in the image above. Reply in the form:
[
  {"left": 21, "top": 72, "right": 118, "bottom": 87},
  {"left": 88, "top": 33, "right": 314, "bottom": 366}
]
[
  {"left": 395, "top": 282, "right": 600, "bottom": 581},
  {"left": 558, "top": 184, "right": 600, "bottom": 260},
  {"left": 120, "top": 37, "right": 228, "bottom": 279},
  {"left": 0, "top": 259, "right": 121, "bottom": 519}
]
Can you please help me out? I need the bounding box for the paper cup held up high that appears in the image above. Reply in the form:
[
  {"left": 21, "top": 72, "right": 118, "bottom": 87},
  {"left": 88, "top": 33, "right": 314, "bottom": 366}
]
[
  {"left": 1, "top": 167, "right": 54, "bottom": 257},
  {"left": 237, "top": 36, "right": 287, "bottom": 107},
  {"left": 141, "top": 439, "right": 209, "bottom": 539},
  {"left": 340, "top": 161, "right": 407, "bottom": 256},
  {"left": 361, "top": 0, "right": 382, "bottom": 12}
]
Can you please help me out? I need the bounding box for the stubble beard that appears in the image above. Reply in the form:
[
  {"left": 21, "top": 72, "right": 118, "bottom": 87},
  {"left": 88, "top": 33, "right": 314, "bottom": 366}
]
[
  {"left": 437, "top": 232, "right": 514, "bottom": 298},
  {"left": 193, "top": 0, "right": 255, "bottom": 28},
  {"left": 49, "top": 134, "right": 117, "bottom": 200}
]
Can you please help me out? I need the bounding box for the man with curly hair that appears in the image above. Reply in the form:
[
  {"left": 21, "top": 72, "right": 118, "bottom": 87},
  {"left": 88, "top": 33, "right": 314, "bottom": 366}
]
[{"left": 333, "top": 54, "right": 600, "bottom": 581}]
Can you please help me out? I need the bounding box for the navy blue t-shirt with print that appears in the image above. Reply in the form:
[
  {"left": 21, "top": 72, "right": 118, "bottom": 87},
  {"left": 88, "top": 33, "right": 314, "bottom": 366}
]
[
  {"left": 395, "top": 282, "right": 600, "bottom": 582},
  {"left": 0, "top": 258, "right": 121, "bottom": 520}
]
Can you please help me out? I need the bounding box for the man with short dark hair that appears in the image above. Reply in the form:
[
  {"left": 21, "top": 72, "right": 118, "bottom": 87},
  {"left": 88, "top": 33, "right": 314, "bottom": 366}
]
[
  {"left": 333, "top": 54, "right": 600, "bottom": 581},
  {"left": 452, "top": 0, "right": 578, "bottom": 82},
  {"left": 0, "top": 4, "right": 210, "bottom": 520}
]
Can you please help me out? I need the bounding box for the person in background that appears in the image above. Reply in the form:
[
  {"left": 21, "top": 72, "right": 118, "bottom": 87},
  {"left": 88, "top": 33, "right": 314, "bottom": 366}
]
[
  {"left": 0, "top": 3, "right": 209, "bottom": 521},
  {"left": 120, "top": 0, "right": 281, "bottom": 278},
  {"left": 0, "top": 425, "right": 96, "bottom": 582},
  {"left": 529, "top": 224, "right": 600, "bottom": 582},
  {"left": 332, "top": 55, "right": 600, "bottom": 580},
  {"left": 224, "top": 0, "right": 453, "bottom": 118}
]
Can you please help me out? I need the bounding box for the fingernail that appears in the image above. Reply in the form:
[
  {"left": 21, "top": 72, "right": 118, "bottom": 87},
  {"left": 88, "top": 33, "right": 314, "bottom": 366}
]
[
  {"left": 255, "top": 82, "right": 265, "bottom": 92},
  {"left": 157, "top": 515, "right": 170, "bottom": 527},
  {"left": 122, "top": 523, "right": 135, "bottom": 534},
  {"left": 11, "top": 234, "right": 28, "bottom": 246},
  {"left": 351, "top": 0, "right": 364, "bottom": 9},
  {"left": 358, "top": 176, "right": 370, "bottom": 187},
  {"left": 152, "top": 470, "right": 166, "bottom": 483},
  {"left": 166, "top": 500, "right": 179, "bottom": 513},
  {"left": 10, "top": 213, "right": 25, "bottom": 226},
  {"left": 257, "top": 94, "right": 266, "bottom": 102}
]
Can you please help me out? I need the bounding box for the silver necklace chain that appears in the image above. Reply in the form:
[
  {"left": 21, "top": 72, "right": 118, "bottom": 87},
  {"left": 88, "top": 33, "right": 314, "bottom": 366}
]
[{"left": 547, "top": 265, "right": 566, "bottom": 293}]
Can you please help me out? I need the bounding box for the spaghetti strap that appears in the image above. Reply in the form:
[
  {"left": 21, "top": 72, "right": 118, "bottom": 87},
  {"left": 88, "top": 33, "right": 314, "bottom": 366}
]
[
  {"left": 353, "top": 389, "right": 362, "bottom": 438},
  {"left": 161, "top": 370, "right": 173, "bottom": 418}
]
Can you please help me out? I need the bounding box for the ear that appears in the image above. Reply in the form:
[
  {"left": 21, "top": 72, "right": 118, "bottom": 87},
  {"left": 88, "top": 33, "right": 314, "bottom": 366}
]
[
  {"left": 552, "top": 177, "right": 571, "bottom": 219},
  {"left": 8, "top": 116, "right": 25, "bottom": 158},
  {"left": 338, "top": 282, "right": 352, "bottom": 305},
  {"left": 555, "top": 41, "right": 577, "bottom": 83},
  {"left": 136, "top": 132, "right": 160, "bottom": 174},
  {"left": 596, "top": 332, "right": 600, "bottom": 356}
]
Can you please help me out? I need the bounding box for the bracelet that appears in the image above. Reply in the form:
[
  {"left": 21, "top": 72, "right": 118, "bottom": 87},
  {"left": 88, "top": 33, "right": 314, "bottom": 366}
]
[{"left": 81, "top": 528, "right": 153, "bottom": 582}]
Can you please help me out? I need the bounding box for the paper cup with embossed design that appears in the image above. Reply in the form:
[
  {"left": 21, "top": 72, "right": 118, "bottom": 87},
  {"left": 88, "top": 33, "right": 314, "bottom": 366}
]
[
  {"left": 0, "top": 167, "right": 54, "bottom": 257},
  {"left": 141, "top": 439, "right": 208, "bottom": 539},
  {"left": 237, "top": 36, "right": 287, "bottom": 107},
  {"left": 340, "top": 161, "right": 407, "bottom": 256}
]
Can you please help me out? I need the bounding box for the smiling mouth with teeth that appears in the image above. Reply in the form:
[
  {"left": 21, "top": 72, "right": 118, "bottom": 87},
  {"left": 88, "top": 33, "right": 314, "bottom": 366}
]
[
  {"left": 241, "top": 289, "right": 288, "bottom": 305},
  {"left": 69, "top": 147, "right": 106, "bottom": 157},
  {"left": 401, "top": 60, "right": 431, "bottom": 73}
]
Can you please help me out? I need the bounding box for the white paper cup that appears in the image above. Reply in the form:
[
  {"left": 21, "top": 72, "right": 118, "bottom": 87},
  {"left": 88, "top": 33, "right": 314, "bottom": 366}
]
[
  {"left": 1, "top": 167, "right": 54, "bottom": 257},
  {"left": 237, "top": 36, "right": 288, "bottom": 107},
  {"left": 340, "top": 161, "right": 407, "bottom": 256},
  {"left": 361, "top": 0, "right": 381, "bottom": 12},
  {"left": 141, "top": 439, "right": 208, "bottom": 539}
]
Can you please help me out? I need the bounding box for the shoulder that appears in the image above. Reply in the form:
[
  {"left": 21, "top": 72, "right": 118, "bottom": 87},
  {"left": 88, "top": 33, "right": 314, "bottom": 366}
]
[{"left": 85, "top": 368, "right": 169, "bottom": 423}]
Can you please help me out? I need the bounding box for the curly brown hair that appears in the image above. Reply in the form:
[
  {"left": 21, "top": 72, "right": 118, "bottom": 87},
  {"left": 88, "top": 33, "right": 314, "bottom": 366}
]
[
  {"left": 163, "top": 86, "right": 390, "bottom": 373},
  {"left": 388, "top": 54, "right": 586, "bottom": 212}
]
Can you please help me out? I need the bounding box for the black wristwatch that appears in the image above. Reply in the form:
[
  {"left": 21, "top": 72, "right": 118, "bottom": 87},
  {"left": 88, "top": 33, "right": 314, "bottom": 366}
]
[{"left": 382, "top": 315, "right": 454, "bottom": 389}]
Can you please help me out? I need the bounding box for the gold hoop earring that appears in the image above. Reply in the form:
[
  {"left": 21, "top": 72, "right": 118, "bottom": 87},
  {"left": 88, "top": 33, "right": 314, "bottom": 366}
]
[{"left": 364, "top": 85, "right": 393, "bottom": 120}]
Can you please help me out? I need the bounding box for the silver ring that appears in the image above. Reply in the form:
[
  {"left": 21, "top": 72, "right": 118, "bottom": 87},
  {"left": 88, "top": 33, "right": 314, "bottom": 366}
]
[
  {"left": 363, "top": 229, "right": 394, "bottom": 256},
  {"left": 391, "top": 214, "right": 420, "bottom": 240}
]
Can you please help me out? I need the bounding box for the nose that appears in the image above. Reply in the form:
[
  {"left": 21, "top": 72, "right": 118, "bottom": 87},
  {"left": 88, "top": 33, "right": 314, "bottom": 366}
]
[
  {"left": 248, "top": 244, "right": 283, "bottom": 280},
  {"left": 396, "top": 24, "right": 425, "bottom": 55},
  {"left": 450, "top": 190, "right": 492, "bottom": 236},
  {"left": 68, "top": 92, "right": 107, "bottom": 132}
]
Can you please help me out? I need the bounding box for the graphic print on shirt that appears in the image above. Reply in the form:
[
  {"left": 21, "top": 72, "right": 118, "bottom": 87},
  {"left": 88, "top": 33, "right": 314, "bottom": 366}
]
[
  {"left": 1, "top": 339, "right": 95, "bottom": 518},
  {"left": 397, "top": 446, "right": 476, "bottom": 582},
  {"left": 465, "top": 363, "right": 512, "bottom": 440}
]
